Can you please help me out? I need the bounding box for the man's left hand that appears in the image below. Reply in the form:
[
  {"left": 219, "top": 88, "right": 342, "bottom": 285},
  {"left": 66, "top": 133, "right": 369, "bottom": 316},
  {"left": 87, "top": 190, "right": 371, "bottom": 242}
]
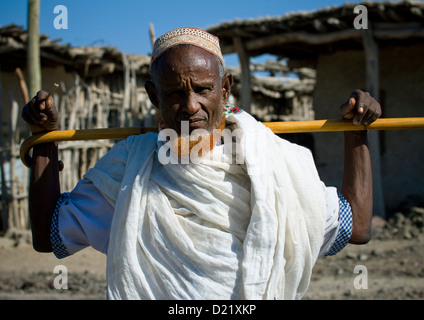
[{"left": 340, "top": 89, "right": 382, "bottom": 126}]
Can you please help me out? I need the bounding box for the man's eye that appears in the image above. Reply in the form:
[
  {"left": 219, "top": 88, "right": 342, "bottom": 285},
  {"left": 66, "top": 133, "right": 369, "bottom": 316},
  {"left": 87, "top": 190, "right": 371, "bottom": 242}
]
[
  {"left": 196, "top": 87, "right": 210, "bottom": 94},
  {"left": 167, "top": 90, "right": 184, "bottom": 97}
]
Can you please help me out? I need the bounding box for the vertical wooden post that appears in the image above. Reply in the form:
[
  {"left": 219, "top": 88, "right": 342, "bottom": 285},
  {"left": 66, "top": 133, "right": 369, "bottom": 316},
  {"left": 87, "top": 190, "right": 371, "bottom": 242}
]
[
  {"left": 149, "top": 23, "right": 156, "bottom": 49},
  {"left": 27, "top": 0, "right": 41, "bottom": 97},
  {"left": 8, "top": 95, "right": 19, "bottom": 229},
  {"left": 121, "top": 53, "right": 130, "bottom": 127},
  {"left": 363, "top": 24, "right": 386, "bottom": 218},
  {"left": 233, "top": 36, "right": 252, "bottom": 113},
  {"left": 15, "top": 68, "right": 29, "bottom": 103},
  {"left": 0, "top": 69, "right": 9, "bottom": 231}
]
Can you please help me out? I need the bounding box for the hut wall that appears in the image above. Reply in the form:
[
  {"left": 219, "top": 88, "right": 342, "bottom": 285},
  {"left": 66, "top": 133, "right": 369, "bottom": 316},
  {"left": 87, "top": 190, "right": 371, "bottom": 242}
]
[
  {"left": 312, "top": 44, "right": 424, "bottom": 214},
  {"left": 1, "top": 66, "right": 75, "bottom": 134}
]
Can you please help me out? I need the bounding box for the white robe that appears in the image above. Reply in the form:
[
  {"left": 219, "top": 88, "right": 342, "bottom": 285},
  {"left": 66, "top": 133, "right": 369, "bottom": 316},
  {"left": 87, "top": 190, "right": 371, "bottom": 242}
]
[{"left": 84, "top": 111, "right": 327, "bottom": 300}]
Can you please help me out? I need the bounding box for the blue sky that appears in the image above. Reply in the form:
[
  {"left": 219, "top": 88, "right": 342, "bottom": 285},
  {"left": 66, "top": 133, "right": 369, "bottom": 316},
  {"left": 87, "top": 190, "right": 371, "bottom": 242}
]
[{"left": 1, "top": 0, "right": 373, "bottom": 66}]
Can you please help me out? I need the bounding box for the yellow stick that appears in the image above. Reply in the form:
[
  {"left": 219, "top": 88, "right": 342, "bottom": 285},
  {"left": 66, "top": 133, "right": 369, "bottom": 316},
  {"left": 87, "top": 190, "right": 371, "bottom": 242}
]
[
  {"left": 20, "top": 117, "right": 424, "bottom": 168},
  {"left": 262, "top": 117, "right": 424, "bottom": 133}
]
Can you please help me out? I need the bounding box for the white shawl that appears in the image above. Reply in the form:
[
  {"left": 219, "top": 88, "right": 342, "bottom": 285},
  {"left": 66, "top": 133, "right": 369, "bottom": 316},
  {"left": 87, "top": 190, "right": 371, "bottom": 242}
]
[{"left": 84, "top": 111, "right": 327, "bottom": 300}]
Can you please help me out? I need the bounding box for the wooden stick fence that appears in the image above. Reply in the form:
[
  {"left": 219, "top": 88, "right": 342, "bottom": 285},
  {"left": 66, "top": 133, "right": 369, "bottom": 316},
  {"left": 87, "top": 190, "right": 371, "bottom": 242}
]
[{"left": 20, "top": 117, "right": 424, "bottom": 168}]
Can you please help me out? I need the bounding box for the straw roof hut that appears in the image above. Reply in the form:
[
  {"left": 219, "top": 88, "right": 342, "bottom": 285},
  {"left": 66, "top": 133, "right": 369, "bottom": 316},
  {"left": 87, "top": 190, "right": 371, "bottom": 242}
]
[
  {"left": 0, "top": 23, "right": 306, "bottom": 232},
  {"left": 0, "top": 24, "right": 154, "bottom": 231},
  {"left": 208, "top": 0, "right": 424, "bottom": 216}
]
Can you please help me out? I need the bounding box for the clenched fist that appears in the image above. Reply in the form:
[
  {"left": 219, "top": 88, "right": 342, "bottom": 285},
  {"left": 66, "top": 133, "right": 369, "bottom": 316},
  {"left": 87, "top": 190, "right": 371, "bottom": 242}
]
[
  {"left": 22, "top": 90, "right": 59, "bottom": 134},
  {"left": 340, "top": 89, "right": 382, "bottom": 126}
]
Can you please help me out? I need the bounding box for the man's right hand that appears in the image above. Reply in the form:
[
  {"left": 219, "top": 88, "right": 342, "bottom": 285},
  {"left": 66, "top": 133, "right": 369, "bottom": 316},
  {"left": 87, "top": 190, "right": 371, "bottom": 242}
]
[{"left": 22, "top": 90, "right": 59, "bottom": 134}]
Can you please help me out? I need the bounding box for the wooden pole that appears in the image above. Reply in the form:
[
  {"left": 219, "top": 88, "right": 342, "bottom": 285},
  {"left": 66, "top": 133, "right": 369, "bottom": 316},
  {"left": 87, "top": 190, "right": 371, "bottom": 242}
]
[
  {"left": 149, "top": 23, "right": 156, "bottom": 49},
  {"left": 15, "top": 68, "right": 29, "bottom": 103},
  {"left": 19, "top": 117, "right": 424, "bottom": 168},
  {"left": 27, "top": 0, "right": 41, "bottom": 97},
  {"left": 234, "top": 36, "right": 252, "bottom": 113},
  {"left": 121, "top": 53, "right": 130, "bottom": 127},
  {"left": 363, "top": 24, "right": 386, "bottom": 218},
  {"left": 0, "top": 68, "right": 9, "bottom": 231},
  {"left": 8, "top": 95, "right": 19, "bottom": 229}
]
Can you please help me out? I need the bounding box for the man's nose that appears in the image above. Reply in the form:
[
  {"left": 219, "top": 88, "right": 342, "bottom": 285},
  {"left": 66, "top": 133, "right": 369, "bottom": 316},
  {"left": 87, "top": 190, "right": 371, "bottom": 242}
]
[{"left": 182, "top": 92, "right": 201, "bottom": 116}]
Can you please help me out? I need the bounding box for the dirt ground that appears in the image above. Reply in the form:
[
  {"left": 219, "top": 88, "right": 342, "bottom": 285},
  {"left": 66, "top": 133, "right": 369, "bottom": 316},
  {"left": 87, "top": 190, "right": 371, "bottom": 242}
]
[{"left": 0, "top": 206, "right": 423, "bottom": 300}]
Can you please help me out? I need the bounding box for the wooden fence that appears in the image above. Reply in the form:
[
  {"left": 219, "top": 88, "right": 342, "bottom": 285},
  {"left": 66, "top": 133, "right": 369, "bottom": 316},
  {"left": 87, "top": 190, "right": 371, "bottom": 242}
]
[{"left": 0, "top": 65, "right": 155, "bottom": 232}]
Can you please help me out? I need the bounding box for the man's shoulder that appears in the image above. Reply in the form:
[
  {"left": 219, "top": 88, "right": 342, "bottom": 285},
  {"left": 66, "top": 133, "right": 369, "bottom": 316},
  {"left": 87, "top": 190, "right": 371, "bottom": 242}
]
[
  {"left": 112, "top": 131, "right": 158, "bottom": 152},
  {"left": 125, "top": 131, "right": 158, "bottom": 151}
]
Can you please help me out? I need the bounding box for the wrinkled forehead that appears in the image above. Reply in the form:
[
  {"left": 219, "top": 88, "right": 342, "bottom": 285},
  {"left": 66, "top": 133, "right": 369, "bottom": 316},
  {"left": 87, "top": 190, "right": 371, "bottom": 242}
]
[
  {"left": 151, "top": 44, "right": 221, "bottom": 82},
  {"left": 158, "top": 44, "right": 218, "bottom": 68}
]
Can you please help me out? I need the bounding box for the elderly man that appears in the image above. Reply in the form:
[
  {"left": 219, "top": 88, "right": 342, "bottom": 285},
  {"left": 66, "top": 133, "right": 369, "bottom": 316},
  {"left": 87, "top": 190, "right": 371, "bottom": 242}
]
[{"left": 22, "top": 27, "right": 381, "bottom": 300}]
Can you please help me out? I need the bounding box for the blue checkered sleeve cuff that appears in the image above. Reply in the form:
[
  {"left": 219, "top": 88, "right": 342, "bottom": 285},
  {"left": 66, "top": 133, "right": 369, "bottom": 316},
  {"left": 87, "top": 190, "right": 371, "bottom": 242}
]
[
  {"left": 325, "top": 193, "right": 353, "bottom": 256},
  {"left": 50, "top": 193, "right": 71, "bottom": 259}
]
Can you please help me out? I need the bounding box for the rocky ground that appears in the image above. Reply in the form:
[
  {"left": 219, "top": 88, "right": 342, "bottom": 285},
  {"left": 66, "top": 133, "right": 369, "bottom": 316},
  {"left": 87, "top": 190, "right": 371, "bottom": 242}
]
[
  {"left": 305, "top": 208, "right": 424, "bottom": 300},
  {"left": 0, "top": 205, "right": 423, "bottom": 300}
]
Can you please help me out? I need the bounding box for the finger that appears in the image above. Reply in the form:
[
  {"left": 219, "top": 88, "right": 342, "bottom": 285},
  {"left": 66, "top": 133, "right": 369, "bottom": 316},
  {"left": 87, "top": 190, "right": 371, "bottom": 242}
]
[
  {"left": 32, "top": 90, "right": 51, "bottom": 111},
  {"left": 21, "top": 106, "right": 33, "bottom": 124},
  {"left": 364, "top": 115, "right": 378, "bottom": 126},
  {"left": 27, "top": 92, "right": 44, "bottom": 112},
  {"left": 25, "top": 102, "right": 49, "bottom": 125},
  {"left": 350, "top": 97, "right": 357, "bottom": 110},
  {"left": 340, "top": 97, "right": 357, "bottom": 119},
  {"left": 353, "top": 90, "right": 368, "bottom": 114},
  {"left": 39, "top": 96, "right": 54, "bottom": 110},
  {"left": 24, "top": 103, "right": 43, "bottom": 123},
  {"left": 36, "top": 90, "right": 49, "bottom": 101},
  {"left": 357, "top": 101, "right": 364, "bottom": 114},
  {"left": 38, "top": 99, "right": 47, "bottom": 111},
  {"left": 353, "top": 92, "right": 372, "bottom": 125},
  {"left": 353, "top": 112, "right": 366, "bottom": 126},
  {"left": 357, "top": 110, "right": 374, "bottom": 126},
  {"left": 45, "top": 95, "right": 54, "bottom": 109},
  {"left": 39, "top": 112, "right": 48, "bottom": 122},
  {"left": 362, "top": 107, "right": 381, "bottom": 126}
]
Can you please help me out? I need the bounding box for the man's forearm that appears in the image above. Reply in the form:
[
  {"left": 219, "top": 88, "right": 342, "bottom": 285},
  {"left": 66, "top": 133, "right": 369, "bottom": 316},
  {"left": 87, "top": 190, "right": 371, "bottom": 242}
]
[
  {"left": 29, "top": 142, "right": 60, "bottom": 252},
  {"left": 342, "top": 131, "right": 373, "bottom": 244}
]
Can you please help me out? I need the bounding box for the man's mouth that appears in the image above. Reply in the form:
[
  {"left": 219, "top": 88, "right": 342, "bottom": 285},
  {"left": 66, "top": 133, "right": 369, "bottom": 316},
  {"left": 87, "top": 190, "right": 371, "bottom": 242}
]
[
  {"left": 188, "top": 118, "right": 206, "bottom": 127},
  {"left": 178, "top": 117, "right": 207, "bottom": 132}
]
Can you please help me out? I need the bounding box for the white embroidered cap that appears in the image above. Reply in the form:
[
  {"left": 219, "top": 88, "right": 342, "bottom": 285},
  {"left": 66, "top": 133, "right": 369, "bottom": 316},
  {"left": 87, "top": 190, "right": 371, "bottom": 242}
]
[{"left": 150, "top": 27, "right": 224, "bottom": 67}]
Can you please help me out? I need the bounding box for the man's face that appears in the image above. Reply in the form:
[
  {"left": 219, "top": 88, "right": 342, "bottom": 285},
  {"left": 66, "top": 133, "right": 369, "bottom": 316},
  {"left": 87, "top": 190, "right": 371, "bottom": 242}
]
[{"left": 147, "top": 45, "right": 230, "bottom": 135}]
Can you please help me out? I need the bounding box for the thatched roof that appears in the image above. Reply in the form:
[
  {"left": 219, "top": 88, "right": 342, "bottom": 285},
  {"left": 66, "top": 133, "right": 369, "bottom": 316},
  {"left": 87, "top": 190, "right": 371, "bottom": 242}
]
[
  {"left": 0, "top": 24, "right": 151, "bottom": 77},
  {"left": 207, "top": 1, "right": 424, "bottom": 61}
]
